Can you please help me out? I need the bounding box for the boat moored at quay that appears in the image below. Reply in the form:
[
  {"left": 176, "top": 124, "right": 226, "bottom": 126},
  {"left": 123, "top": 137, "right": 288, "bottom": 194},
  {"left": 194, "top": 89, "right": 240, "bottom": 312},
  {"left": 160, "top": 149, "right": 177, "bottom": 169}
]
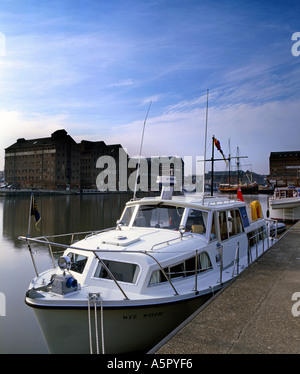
[
  {"left": 268, "top": 186, "right": 300, "bottom": 222},
  {"left": 20, "top": 185, "right": 279, "bottom": 354}
]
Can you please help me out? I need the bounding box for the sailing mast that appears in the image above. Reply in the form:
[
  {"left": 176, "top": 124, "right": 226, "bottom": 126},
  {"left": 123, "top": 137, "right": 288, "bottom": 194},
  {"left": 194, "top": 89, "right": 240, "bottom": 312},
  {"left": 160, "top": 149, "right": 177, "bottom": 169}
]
[{"left": 236, "top": 146, "right": 240, "bottom": 186}]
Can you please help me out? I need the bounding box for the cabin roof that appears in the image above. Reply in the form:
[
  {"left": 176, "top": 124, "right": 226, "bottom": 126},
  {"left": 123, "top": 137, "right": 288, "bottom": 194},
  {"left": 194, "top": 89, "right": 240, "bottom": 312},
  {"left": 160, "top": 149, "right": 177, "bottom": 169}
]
[{"left": 126, "top": 195, "right": 245, "bottom": 211}]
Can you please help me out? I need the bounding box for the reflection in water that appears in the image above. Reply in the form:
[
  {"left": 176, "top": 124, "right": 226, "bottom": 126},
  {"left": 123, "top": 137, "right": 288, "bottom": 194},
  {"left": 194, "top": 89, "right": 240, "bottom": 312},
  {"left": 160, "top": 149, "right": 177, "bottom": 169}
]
[
  {"left": 2, "top": 194, "right": 133, "bottom": 246},
  {"left": 0, "top": 193, "right": 133, "bottom": 353},
  {"left": 0, "top": 192, "right": 272, "bottom": 353}
]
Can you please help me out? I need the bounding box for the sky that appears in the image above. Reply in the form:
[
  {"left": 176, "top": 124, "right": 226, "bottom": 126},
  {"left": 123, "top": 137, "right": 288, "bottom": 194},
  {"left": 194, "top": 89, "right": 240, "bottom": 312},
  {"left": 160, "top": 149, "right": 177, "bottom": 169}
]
[{"left": 0, "top": 0, "right": 300, "bottom": 175}]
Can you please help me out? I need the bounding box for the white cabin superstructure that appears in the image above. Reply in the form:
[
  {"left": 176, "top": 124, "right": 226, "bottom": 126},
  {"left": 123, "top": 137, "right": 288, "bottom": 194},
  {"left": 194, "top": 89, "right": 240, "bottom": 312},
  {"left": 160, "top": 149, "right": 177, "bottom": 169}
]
[
  {"left": 20, "top": 192, "right": 277, "bottom": 354},
  {"left": 269, "top": 186, "right": 300, "bottom": 222}
]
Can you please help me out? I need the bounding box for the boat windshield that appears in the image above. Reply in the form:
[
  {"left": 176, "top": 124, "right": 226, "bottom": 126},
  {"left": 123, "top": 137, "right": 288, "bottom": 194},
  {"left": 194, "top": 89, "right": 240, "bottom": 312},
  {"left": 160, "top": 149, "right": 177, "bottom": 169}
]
[
  {"left": 120, "top": 206, "right": 135, "bottom": 226},
  {"left": 132, "top": 204, "right": 184, "bottom": 230}
]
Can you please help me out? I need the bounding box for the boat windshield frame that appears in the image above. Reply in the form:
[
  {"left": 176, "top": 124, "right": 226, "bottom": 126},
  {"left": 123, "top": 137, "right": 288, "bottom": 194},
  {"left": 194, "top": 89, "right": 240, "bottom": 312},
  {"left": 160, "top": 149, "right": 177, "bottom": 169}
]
[
  {"left": 119, "top": 201, "right": 214, "bottom": 241},
  {"left": 131, "top": 203, "right": 185, "bottom": 230}
]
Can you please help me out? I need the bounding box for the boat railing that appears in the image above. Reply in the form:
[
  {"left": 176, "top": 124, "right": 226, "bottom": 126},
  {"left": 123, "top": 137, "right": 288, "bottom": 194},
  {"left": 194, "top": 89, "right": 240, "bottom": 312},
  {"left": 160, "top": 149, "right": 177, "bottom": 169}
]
[
  {"left": 19, "top": 231, "right": 185, "bottom": 299},
  {"left": 221, "top": 222, "right": 278, "bottom": 282},
  {"left": 32, "top": 227, "right": 116, "bottom": 245},
  {"left": 216, "top": 241, "right": 241, "bottom": 284},
  {"left": 150, "top": 233, "right": 193, "bottom": 250},
  {"left": 204, "top": 198, "right": 238, "bottom": 206},
  {"left": 265, "top": 219, "right": 280, "bottom": 241},
  {"left": 19, "top": 220, "right": 280, "bottom": 300},
  {"left": 246, "top": 221, "right": 280, "bottom": 265}
]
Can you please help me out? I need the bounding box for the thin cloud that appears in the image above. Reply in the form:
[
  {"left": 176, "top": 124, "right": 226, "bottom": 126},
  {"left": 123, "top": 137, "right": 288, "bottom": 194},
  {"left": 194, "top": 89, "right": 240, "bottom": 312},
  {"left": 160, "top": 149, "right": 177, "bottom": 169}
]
[
  {"left": 142, "top": 95, "right": 163, "bottom": 105},
  {"left": 109, "top": 79, "right": 137, "bottom": 87}
]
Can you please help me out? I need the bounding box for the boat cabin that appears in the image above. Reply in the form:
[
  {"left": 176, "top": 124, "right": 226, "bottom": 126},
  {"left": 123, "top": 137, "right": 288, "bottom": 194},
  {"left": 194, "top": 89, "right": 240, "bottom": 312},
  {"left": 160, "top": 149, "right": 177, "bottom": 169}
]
[
  {"left": 53, "top": 195, "right": 260, "bottom": 297},
  {"left": 273, "top": 186, "right": 300, "bottom": 199},
  {"left": 119, "top": 196, "right": 248, "bottom": 243}
]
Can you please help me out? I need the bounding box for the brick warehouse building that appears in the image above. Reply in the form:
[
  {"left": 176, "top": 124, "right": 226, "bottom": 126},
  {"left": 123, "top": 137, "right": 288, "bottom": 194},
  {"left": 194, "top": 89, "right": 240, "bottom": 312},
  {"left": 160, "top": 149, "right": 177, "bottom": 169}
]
[
  {"left": 80, "top": 140, "right": 127, "bottom": 190},
  {"left": 4, "top": 129, "right": 127, "bottom": 191},
  {"left": 269, "top": 151, "right": 300, "bottom": 187}
]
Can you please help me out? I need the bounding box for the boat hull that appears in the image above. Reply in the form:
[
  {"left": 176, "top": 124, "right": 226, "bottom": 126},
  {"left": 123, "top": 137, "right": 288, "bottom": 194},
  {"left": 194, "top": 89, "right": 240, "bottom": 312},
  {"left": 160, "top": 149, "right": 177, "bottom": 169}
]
[
  {"left": 269, "top": 198, "right": 300, "bottom": 222},
  {"left": 219, "top": 185, "right": 259, "bottom": 194},
  {"left": 27, "top": 292, "right": 214, "bottom": 354}
]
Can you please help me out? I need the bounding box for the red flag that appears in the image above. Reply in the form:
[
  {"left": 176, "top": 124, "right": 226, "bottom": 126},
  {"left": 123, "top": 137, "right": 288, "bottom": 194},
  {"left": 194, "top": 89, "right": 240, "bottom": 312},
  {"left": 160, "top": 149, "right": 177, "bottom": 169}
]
[
  {"left": 214, "top": 137, "right": 227, "bottom": 165},
  {"left": 237, "top": 186, "right": 244, "bottom": 202},
  {"left": 214, "top": 138, "right": 221, "bottom": 151}
]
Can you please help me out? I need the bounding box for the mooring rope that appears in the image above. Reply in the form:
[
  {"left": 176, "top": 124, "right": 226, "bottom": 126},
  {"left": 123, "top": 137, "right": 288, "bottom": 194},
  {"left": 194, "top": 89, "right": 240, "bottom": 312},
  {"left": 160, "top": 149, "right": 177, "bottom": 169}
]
[
  {"left": 87, "top": 295, "right": 93, "bottom": 354},
  {"left": 87, "top": 293, "right": 105, "bottom": 354},
  {"left": 99, "top": 293, "right": 105, "bottom": 354}
]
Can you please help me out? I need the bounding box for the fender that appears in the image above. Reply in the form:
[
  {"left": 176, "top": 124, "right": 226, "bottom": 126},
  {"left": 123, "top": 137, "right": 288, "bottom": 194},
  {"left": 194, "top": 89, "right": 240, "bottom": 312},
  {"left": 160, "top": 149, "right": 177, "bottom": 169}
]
[{"left": 250, "top": 201, "right": 262, "bottom": 221}]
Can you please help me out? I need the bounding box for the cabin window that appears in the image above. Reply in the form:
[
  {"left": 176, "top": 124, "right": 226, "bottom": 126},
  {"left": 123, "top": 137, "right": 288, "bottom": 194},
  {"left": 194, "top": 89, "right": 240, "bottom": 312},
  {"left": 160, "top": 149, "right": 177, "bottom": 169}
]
[
  {"left": 199, "top": 252, "right": 212, "bottom": 271},
  {"left": 66, "top": 252, "right": 88, "bottom": 274},
  {"left": 149, "top": 251, "right": 212, "bottom": 285},
  {"left": 228, "top": 210, "right": 244, "bottom": 237},
  {"left": 133, "top": 204, "right": 184, "bottom": 229},
  {"left": 247, "top": 231, "right": 256, "bottom": 247},
  {"left": 169, "top": 262, "right": 185, "bottom": 279},
  {"left": 210, "top": 214, "right": 217, "bottom": 241},
  {"left": 219, "top": 211, "right": 228, "bottom": 241},
  {"left": 185, "top": 209, "right": 208, "bottom": 236},
  {"left": 94, "top": 260, "right": 140, "bottom": 284}
]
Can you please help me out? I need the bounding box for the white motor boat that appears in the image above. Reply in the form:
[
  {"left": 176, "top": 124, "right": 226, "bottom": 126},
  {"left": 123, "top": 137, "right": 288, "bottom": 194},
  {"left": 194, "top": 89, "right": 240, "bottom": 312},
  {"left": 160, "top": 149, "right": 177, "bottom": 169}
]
[
  {"left": 268, "top": 186, "right": 300, "bottom": 222},
  {"left": 20, "top": 186, "right": 278, "bottom": 354}
]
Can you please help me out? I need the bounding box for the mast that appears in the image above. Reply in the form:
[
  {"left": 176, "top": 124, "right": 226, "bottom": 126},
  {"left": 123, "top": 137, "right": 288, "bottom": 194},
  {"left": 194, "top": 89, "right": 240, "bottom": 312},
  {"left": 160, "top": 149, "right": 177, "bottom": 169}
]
[
  {"left": 211, "top": 135, "right": 215, "bottom": 196},
  {"left": 236, "top": 146, "right": 240, "bottom": 186},
  {"left": 203, "top": 89, "right": 209, "bottom": 195},
  {"left": 133, "top": 101, "right": 152, "bottom": 200},
  {"left": 228, "top": 138, "right": 231, "bottom": 187}
]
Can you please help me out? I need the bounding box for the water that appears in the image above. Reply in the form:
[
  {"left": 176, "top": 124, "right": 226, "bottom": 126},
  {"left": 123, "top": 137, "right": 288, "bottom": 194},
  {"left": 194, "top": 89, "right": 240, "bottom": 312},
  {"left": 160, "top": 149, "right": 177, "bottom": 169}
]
[
  {"left": 0, "top": 192, "right": 271, "bottom": 353},
  {"left": 0, "top": 193, "right": 132, "bottom": 353}
]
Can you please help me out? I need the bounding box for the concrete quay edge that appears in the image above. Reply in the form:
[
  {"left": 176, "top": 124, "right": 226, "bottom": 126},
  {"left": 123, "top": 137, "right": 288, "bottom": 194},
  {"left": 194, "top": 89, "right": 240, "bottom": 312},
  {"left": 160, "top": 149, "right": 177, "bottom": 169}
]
[{"left": 150, "top": 221, "right": 300, "bottom": 354}]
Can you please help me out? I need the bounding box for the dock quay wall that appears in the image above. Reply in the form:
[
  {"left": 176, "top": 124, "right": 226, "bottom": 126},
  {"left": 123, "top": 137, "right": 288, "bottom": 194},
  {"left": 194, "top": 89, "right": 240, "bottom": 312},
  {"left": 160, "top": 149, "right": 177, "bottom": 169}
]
[{"left": 151, "top": 220, "right": 300, "bottom": 354}]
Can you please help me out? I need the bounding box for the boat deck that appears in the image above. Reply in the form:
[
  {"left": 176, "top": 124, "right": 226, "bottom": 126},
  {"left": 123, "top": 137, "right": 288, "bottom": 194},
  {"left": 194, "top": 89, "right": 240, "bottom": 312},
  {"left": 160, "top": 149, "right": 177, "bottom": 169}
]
[{"left": 150, "top": 220, "right": 300, "bottom": 354}]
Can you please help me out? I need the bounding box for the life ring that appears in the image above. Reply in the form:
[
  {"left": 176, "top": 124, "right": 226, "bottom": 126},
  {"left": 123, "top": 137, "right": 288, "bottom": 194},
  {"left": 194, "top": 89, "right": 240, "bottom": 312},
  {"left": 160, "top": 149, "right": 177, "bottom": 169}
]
[{"left": 250, "top": 201, "right": 262, "bottom": 221}]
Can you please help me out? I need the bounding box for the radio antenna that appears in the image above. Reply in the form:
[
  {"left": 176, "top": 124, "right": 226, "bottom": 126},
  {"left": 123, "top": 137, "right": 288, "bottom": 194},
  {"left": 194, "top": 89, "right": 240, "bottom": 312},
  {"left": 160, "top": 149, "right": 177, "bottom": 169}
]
[
  {"left": 201, "top": 89, "right": 209, "bottom": 201},
  {"left": 133, "top": 100, "right": 152, "bottom": 199},
  {"left": 203, "top": 89, "right": 209, "bottom": 182}
]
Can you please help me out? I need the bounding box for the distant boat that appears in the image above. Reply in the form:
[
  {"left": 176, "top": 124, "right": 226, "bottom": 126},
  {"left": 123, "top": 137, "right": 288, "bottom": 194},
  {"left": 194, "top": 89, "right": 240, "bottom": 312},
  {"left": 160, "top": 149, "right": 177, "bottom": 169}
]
[
  {"left": 268, "top": 186, "right": 300, "bottom": 222},
  {"left": 258, "top": 186, "right": 274, "bottom": 194},
  {"left": 219, "top": 182, "right": 259, "bottom": 194}
]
